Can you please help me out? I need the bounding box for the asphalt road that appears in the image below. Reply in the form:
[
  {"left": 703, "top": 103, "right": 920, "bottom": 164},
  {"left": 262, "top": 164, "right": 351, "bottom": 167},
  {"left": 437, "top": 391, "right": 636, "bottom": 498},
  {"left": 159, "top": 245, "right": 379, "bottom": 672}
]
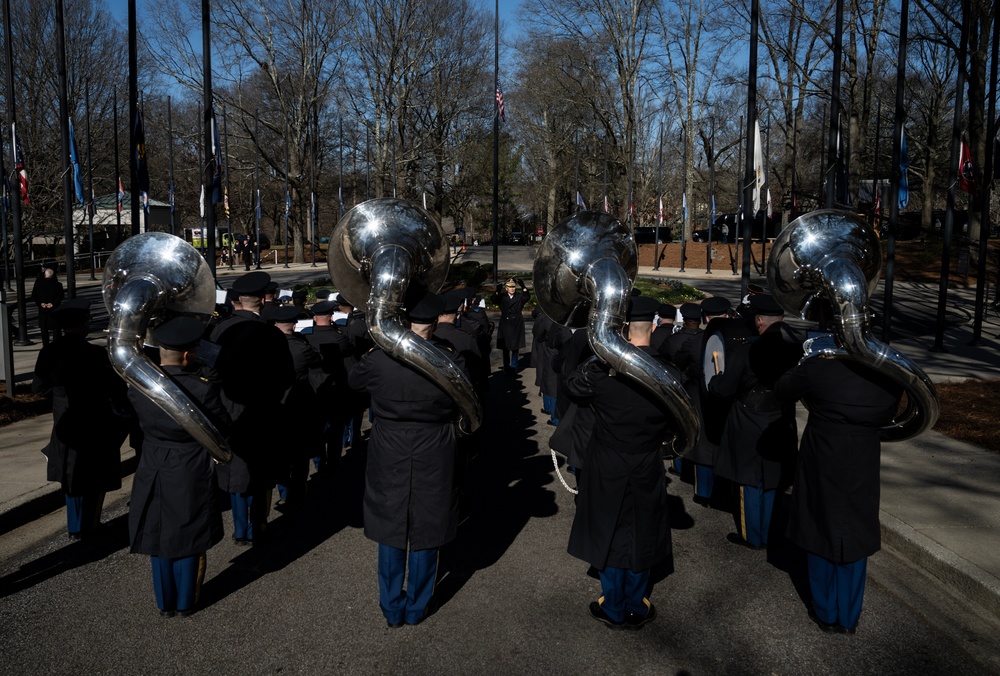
[{"left": 2, "top": 350, "right": 999, "bottom": 675}]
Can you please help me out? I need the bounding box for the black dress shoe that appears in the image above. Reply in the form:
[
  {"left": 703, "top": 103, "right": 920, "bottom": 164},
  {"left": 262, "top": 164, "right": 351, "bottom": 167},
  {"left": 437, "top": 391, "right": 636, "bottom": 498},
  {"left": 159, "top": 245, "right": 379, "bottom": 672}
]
[
  {"left": 808, "top": 610, "right": 839, "bottom": 634},
  {"left": 692, "top": 495, "right": 711, "bottom": 508},
  {"left": 666, "top": 467, "right": 680, "bottom": 477},
  {"left": 176, "top": 609, "right": 195, "bottom": 618},
  {"left": 726, "top": 532, "right": 764, "bottom": 550},
  {"left": 159, "top": 610, "right": 176, "bottom": 618},
  {"left": 67, "top": 532, "right": 83, "bottom": 542},
  {"left": 625, "top": 602, "right": 657, "bottom": 630},
  {"left": 232, "top": 536, "right": 251, "bottom": 546},
  {"left": 837, "top": 625, "right": 858, "bottom": 635},
  {"left": 588, "top": 601, "right": 625, "bottom": 630},
  {"left": 386, "top": 619, "right": 404, "bottom": 629}
]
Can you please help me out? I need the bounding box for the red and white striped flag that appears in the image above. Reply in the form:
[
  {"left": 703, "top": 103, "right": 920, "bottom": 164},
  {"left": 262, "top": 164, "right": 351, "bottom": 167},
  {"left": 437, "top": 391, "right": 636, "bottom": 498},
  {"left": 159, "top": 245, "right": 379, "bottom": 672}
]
[{"left": 495, "top": 79, "right": 506, "bottom": 122}]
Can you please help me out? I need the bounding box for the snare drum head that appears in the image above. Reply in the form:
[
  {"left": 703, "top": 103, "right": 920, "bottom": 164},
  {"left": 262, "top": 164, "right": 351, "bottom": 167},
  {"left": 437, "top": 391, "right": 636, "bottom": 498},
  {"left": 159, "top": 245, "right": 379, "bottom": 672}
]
[{"left": 703, "top": 333, "right": 726, "bottom": 388}]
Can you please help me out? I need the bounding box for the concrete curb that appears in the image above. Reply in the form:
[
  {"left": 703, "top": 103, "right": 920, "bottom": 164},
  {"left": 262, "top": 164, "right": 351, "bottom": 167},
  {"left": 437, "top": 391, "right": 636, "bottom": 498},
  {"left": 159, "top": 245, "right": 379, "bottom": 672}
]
[{"left": 880, "top": 510, "right": 1000, "bottom": 620}]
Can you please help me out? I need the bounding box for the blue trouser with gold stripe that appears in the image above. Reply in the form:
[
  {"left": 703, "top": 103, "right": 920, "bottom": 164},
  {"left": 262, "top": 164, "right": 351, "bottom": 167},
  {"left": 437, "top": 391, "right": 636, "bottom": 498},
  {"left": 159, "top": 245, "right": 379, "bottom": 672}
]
[
  {"left": 377, "top": 544, "right": 438, "bottom": 625},
  {"left": 151, "top": 554, "right": 206, "bottom": 613},
  {"left": 736, "top": 482, "right": 775, "bottom": 548},
  {"left": 598, "top": 567, "right": 651, "bottom": 623},
  {"left": 808, "top": 554, "right": 867, "bottom": 629}
]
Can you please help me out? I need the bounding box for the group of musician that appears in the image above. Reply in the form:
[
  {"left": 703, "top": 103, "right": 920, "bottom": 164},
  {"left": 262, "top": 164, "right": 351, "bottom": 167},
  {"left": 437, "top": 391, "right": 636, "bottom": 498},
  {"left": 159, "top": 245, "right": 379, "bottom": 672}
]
[{"left": 34, "top": 266, "right": 902, "bottom": 634}]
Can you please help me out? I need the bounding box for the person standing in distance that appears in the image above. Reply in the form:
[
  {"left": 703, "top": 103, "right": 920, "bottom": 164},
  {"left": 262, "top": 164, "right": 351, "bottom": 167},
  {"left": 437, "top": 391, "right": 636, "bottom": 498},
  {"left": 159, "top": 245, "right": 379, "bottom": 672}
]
[
  {"left": 493, "top": 277, "right": 529, "bottom": 375},
  {"left": 31, "top": 267, "right": 65, "bottom": 346}
]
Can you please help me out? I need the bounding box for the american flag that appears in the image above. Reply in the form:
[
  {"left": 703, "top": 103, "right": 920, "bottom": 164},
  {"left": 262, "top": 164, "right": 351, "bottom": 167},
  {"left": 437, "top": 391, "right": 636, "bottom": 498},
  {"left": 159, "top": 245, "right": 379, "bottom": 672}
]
[
  {"left": 12, "top": 123, "right": 28, "bottom": 205},
  {"left": 495, "top": 79, "right": 506, "bottom": 122},
  {"left": 117, "top": 178, "right": 124, "bottom": 215}
]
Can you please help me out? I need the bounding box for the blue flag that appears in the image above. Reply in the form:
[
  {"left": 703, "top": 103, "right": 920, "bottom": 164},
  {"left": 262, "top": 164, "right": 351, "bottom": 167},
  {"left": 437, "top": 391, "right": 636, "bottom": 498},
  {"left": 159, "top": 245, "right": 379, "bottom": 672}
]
[
  {"left": 285, "top": 192, "right": 291, "bottom": 220},
  {"left": 256, "top": 189, "right": 262, "bottom": 221},
  {"left": 898, "top": 127, "right": 909, "bottom": 210},
  {"left": 68, "top": 118, "right": 84, "bottom": 205}
]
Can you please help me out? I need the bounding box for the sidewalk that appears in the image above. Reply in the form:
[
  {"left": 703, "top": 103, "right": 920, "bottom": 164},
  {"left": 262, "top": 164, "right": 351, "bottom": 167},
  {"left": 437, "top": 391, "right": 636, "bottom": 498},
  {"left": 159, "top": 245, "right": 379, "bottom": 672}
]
[{"left": 1, "top": 257, "right": 998, "bottom": 622}]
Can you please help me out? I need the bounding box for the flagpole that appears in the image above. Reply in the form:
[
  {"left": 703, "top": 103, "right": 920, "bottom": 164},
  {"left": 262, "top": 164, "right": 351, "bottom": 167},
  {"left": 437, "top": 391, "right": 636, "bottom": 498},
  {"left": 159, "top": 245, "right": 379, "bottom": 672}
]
[
  {"left": 970, "top": 0, "right": 999, "bottom": 344},
  {"left": 202, "top": 0, "right": 217, "bottom": 277},
  {"left": 740, "top": 0, "right": 760, "bottom": 297},
  {"left": 283, "top": 121, "right": 290, "bottom": 269},
  {"left": 680, "top": 124, "right": 688, "bottom": 272},
  {"left": 653, "top": 122, "right": 663, "bottom": 270},
  {"left": 871, "top": 102, "right": 881, "bottom": 236},
  {"left": 733, "top": 115, "right": 742, "bottom": 276},
  {"left": 311, "top": 104, "right": 317, "bottom": 267},
  {"left": 3, "top": 0, "right": 28, "bottom": 342},
  {"left": 491, "top": 0, "right": 499, "bottom": 285},
  {"left": 339, "top": 117, "right": 344, "bottom": 218},
  {"left": 85, "top": 79, "right": 95, "bottom": 280},
  {"left": 167, "top": 96, "right": 176, "bottom": 237},
  {"left": 128, "top": 0, "right": 138, "bottom": 237},
  {"left": 761, "top": 110, "right": 770, "bottom": 273},
  {"left": 825, "top": 0, "right": 844, "bottom": 210},
  {"left": 574, "top": 132, "right": 580, "bottom": 214},
  {"left": 706, "top": 117, "right": 715, "bottom": 274},
  {"left": 365, "top": 124, "right": 370, "bottom": 201},
  {"left": 933, "top": 0, "right": 971, "bottom": 352},
  {"left": 55, "top": 0, "right": 76, "bottom": 296},
  {"left": 223, "top": 107, "right": 233, "bottom": 270},
  {"left": 255, "top": 111, "right": 262, "bottom": 270},
  {"left": 0, "top": 124, "right": 8, "bottom": 293},
  {"left": 113, "top": 88, "right": 121, "bottom": 239}
]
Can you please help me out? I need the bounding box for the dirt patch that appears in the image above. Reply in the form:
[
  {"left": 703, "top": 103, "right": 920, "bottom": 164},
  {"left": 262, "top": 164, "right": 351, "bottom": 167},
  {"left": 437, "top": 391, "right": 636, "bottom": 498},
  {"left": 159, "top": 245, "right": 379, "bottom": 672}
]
[
  {"left": 0, "top": 383, "right": 51, "bottom": 427},
  {"left": 932, "top": 379, "right": 1000, "bottom": 453}
]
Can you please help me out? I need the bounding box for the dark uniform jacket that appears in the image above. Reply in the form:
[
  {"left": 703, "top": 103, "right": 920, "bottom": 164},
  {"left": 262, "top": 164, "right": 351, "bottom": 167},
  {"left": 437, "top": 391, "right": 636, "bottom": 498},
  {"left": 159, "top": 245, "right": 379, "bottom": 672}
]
[
  {"left": 32, "top": 334, "right": 130, "bottom": 495},
  {"left": 493, "top": 288, "right": 529, "bottom": 351},
  {"left": 564, "top": 347, "right": 674, "bottom": 572},
  {"left": 210, "top": 312, "right": 294, "bottom": 493},
  {"left": 128, "top": 365, "right": 227, "bottom": 558},
  {"left": 283, "top": 332, "right": 325, "bottom": 455},
  {"left": 549, "top": 328, "right": 595, "bottom": 468},
  {"left": 30, "top": 276, "right": 64, "bottom": 334},
  {"left": 457, "top": 305, "right": 492, "bottom": 389},
  {"left": 708, "top": 323, "right": 801, "bottom": 489},
  {"left": 650, "top": 324, "right": 673, "bottom": 355},
  {"left": 664, "top": 326, "right": 717, "bottom": 465},
  {"left": 774, "top": 358, "right": 902, "bottom": 563},
  {"left": 531, "top": 310, "right": 560, "bottom": 396},
  {"left": 306, "top": 324, "right": 353, "bottom": 427},
  {"left": 348, "top": 340, "right": 464, "bottom": 550}
]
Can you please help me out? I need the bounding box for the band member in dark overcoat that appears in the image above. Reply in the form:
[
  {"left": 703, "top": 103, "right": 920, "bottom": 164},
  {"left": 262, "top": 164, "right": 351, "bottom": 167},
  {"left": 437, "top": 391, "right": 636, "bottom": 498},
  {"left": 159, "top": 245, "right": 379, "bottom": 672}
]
[
  {"left": 457, "top": 290, "right": 492, "bottom": 392},
  {"left": 348, "top": 291, "right": 465, "bottom": 628},
  {"left": 774, "top": 356, "right": 902, "bottom": 634},
  {"left": 531, "top": 307, "right": 560, "bottom": 422},
  {"left": 492, "top": 277, "right": 529, "bottom": 374},
  {"left": 32, "top": 298, "right": 130, "bottom": 540},
  {"left": 649, "top": 303, "right": 675, "bottom": 355},
  {"left": 564, "top": 295, "right": 674, "bottom": 631},
  {"left": 210, "top": 271, "right": 294, "bottom": 545},
  {"left": 305, "top": 299, "right": 353, "bottom": 469},
  {"left": 662, "top": 303, "right": 703, "bottom": 480},
  {"left": 265, "top": 304, "right": 324, "bottom": 507},
  {"left": 708, "top": 294, "right": 801, "bottom": 550},
  {"left": 128, "top": 317, "right": 228, "bottom": 617}
]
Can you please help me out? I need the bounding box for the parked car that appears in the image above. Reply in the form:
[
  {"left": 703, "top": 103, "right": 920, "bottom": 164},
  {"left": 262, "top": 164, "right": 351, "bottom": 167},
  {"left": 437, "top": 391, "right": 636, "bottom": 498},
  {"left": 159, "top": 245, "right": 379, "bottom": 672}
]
[
  {"left": 634, "top": 226, "right": 672, "bottom": 244},
  {"left": 507, "top": 231, "right": 526, "bottom": 245}
]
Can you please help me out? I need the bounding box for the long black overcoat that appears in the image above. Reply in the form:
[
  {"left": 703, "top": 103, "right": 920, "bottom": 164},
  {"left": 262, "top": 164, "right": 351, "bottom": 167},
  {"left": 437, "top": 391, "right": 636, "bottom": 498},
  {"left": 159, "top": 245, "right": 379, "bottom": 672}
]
[
  {"left": 348, "top": 341, "right": 463, "bottom": 550},
  {"left": 564, "top": 348, "right": 674, "bottom": 572},
  {"left": 493, "top": 289, "right": 529, "bottom": 351},
  {"left": 32, "top": 335, "right": 130, "bottom": 496},
  {"left": 128, "top": 365, "right": 227, "bottom": 558},
  {"left": 774, "top": 358, "right": 902, "bottom": 563}
]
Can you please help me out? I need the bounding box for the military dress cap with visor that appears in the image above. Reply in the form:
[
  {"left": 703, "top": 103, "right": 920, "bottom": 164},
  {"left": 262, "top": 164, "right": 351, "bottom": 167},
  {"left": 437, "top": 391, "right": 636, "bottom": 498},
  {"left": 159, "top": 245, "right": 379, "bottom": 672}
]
[
  {"left": 52, "top": 297, "right": 91, "bottom": 327},
  {"left": 658, "top": 303, "right": 676, "bottom": 320},
  {"left": 231, "top": 271, "right": 271, "bottom": 297},
  {"left": 153, "top": 316, "right": 206, "bottom": 351},
  {"left": 334, "top": 293, "right": 352, "bottom": 308},
  {"left": 310, "top": 300, "right": 337, "bottom": 316},
  {"left": 262, "top": 304, "right": 301, "bottom": 323},
  {"left": 679, "top": 302, "right": 702, "bottom": 321},
  {"left": 700, "top": 296, "right": 732, "bottom": 316},
  {"left": 406, "top": 291, "right": 446, "bottom": 323},
  {"left": 626, "top": 295, "right": 660, "bottom": 322},
  {"left": 750, "top": 293, "right": 784, "bottom": 316},
  {"left": 441, "top": 290, "right": 465, "bottom": 314}
]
